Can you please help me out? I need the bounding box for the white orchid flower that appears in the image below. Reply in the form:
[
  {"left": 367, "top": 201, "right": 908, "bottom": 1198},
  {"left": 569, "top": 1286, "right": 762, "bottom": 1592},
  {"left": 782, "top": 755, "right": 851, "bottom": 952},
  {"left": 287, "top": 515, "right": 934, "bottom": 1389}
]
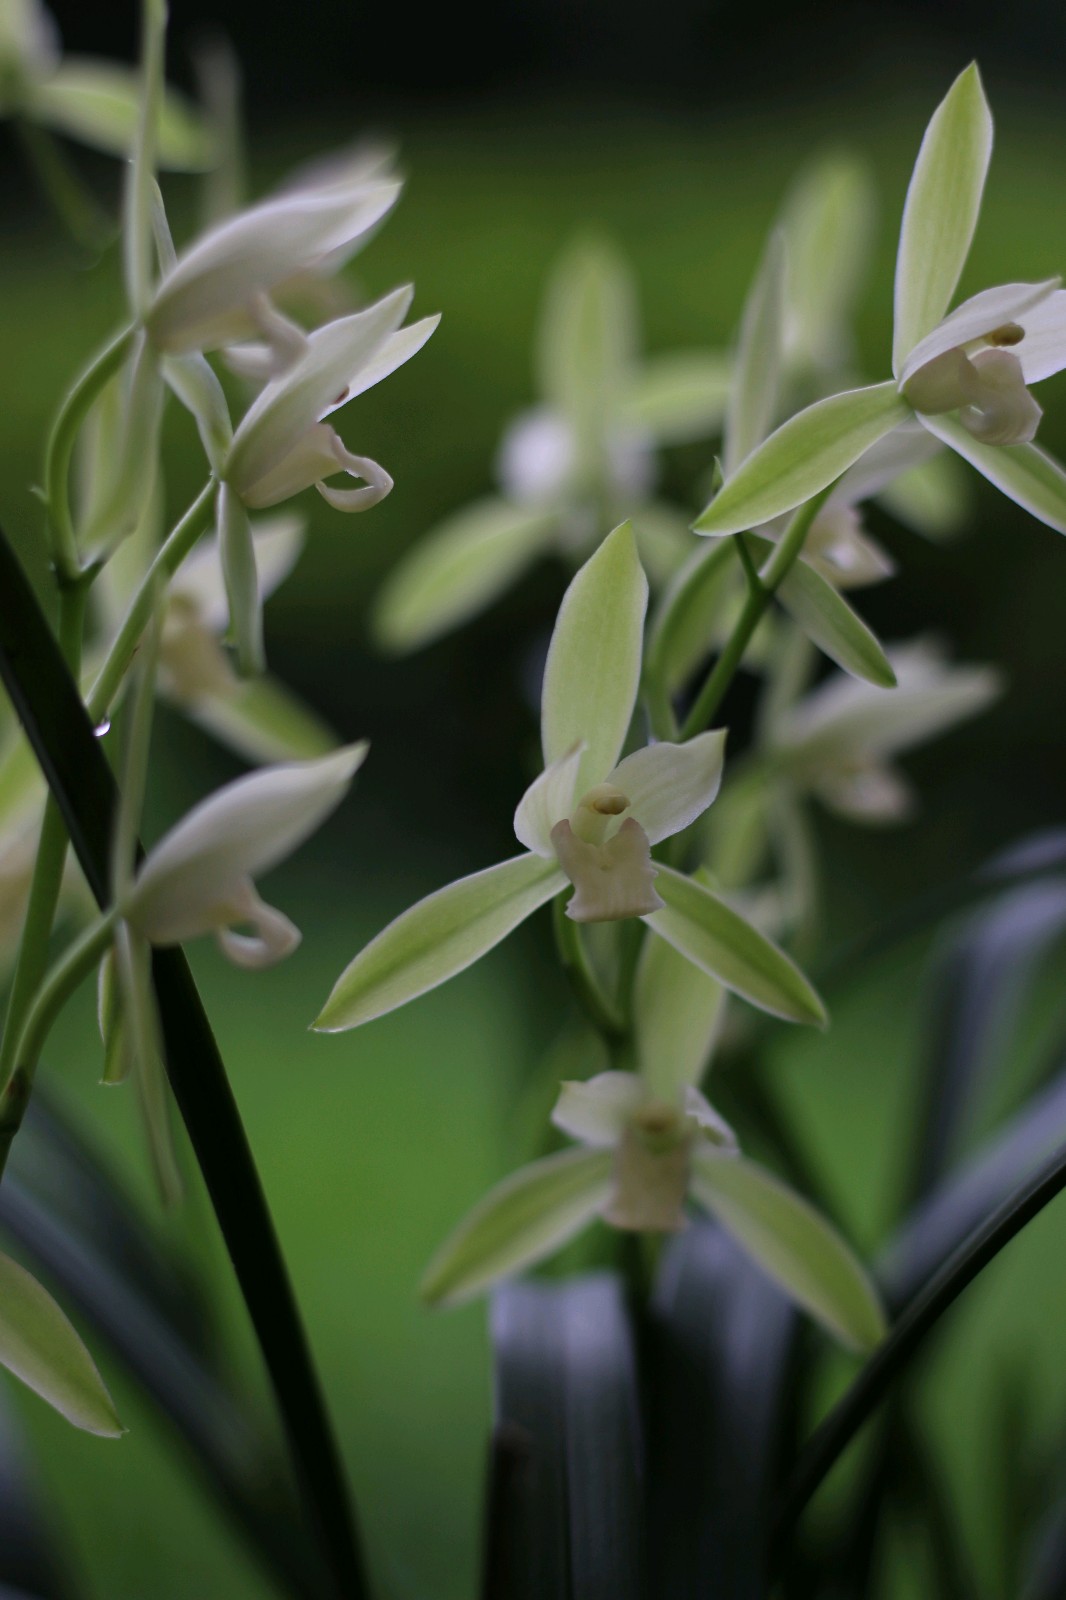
[
  {"left": 697, "top": 65, "right": 1066, "bottom": 543},
  {"left": 145, "top": 178, "right": 401, "bottom": 356},
  {"left": 221, "top": 285, "right": 438, "bottom": 513},
  {"left": 121, "top": 743, "right": 365, "bottom": 968},
  {"left": 420, "top": 1069, "right": 885, "bottom": 1352},
  {"left": 769, "top": 638, "right": 1001, "bottom": 823},
  {"left": 317, "top": 525, "right": 825, "bottom": 1033}
]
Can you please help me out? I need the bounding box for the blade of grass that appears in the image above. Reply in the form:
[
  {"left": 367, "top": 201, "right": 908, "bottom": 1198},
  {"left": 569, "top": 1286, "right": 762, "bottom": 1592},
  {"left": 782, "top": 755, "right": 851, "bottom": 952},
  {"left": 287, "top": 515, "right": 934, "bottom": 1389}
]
[{"left": 0, "top": 524, "right": 367, "bottom": 1600}]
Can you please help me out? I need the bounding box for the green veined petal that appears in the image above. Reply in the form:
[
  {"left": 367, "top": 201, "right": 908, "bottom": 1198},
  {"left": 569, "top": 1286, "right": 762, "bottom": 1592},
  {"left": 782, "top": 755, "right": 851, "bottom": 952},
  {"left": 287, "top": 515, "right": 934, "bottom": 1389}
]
[
  {"left": 420, "top": 1148, "right": 613, "bottom": 1306},
  {"left": 315, "top": 853, "right": 566, "bottom": 1032},
  {"left": 892, "top": 64, "right": 993, "bottom": 374},
  {"left": 29, "top": 60, "right": 215, "bottom": 170},
  {"left": 724, "top": 229, "right": 786, "bottom": 474},
  {"left": 694, "top": 384, "right": 909, "bottom": 538},
  {"left": 0, "top": 1250, "right": 123, "bottom": 1435},
  {"left": 919, "top": 413, "right": 1066, "bottom": 536},
  {"left": 643, "top": 866, "right": 826, "bottom": 1026},
  {"left": 633, "top": 929, "right": 727, "bottom": 1100},
  {"left": 689, "top": 1152, "right": 886, "bottom": 1351}
]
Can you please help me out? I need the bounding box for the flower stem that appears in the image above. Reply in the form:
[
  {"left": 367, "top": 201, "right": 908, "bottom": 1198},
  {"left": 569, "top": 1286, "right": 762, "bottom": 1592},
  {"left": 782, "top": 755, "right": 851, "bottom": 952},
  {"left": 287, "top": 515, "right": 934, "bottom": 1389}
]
[
  {"left": 551, "top": 896, "right": 627, "bottom": 1041},
  {"left": 0, "top": 909, "right": 118, "bottom": 1179},
  {"left": 43, "top": 323, "right": 137, "bottom": 583},
  {"left": 679, "top": 483, "right": 836, "bottom": 740},
  {"left": 0, "top": 583, "right": 87, "bottom": 1095},
  {"left": 87, "top": 476, "right": 217, "bottom": 722}
]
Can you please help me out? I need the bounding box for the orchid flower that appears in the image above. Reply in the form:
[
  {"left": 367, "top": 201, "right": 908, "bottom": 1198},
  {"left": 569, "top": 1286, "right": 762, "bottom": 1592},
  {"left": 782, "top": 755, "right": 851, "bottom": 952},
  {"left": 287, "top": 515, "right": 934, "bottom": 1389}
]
[
  {"left": 373, "top": 237, "right": 733, "bottom": 653},
  {"left": 317, "top": 524, "right": 825, "bottom": 1033},
  {"left": 0, "top": 0, "right": 211, "bottom": 170},
  {"left": 696, "top": 65, "right": 1066, "bottom": 543},
  {"left": 121, "top": 743, "right": 365, "bottom": 968},
  {"left": 420, "top": 1069, "right": 885, "bottom": 1352}
]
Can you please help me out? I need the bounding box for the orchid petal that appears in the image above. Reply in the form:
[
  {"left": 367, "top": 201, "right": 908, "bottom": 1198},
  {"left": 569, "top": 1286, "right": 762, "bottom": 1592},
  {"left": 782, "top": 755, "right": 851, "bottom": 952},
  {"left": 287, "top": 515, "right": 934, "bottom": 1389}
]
[
  {"left": 689, "top": 1151, "right": 886, "bottom": 1350},
  {"left": 606, "top": 730, "right": 727, "bottom": 845},
  {"left": 126, "top": 743, "right": 365, "bottom": 945},
  {"left": 621, "top": 351, "right": 732, "bottom": 445},
  {"left": 540, "top": 521, "right": 648, "bottom": 792},
  {"left": 146, "top": 183, "right": 401, "bottom": 353},
  {"left": 1013, "top": 289, "right": 1066, "bottom": 384},
  {"left": 634, "top": 932, "right": 728, "bottom": 1100},
  {"left": 553, "top": 817, "right": 663, "bottom": 922},
  {"left": 551, "top": 1071, "right": 646, "bottom": 1146},
  {"left": 0, "top": 1250, "right": 123, "bottom": 1436},
  {"left": 315, "top": 853, "right": 566, "bottom": 1031},
  {"left": 28, "top": 59, "right": 214, "bottom": 170},
  {"left": 920, "top": 414, "right": 1066, "bottom": 536},
  {"left": 514, "top": 743, "right": 585, "bottom": 856},
  {"left": 899, "top": 279, "right": 1059, "bottom": 386},
  {"left": 893, "top": 64, "right": 993, "bottom": 374},
  {"left": 724, "top": 229, "right": 785, "bottom": 473},
  {"left": 694, "top": 383, "right": 909, "bottom": 538},
  {"left": 420, "top": 1148, "right": 613, "bottom": 1307},
  {"left": 684, "top": 1087, "right": 738, "bottom": 1149},
  {"left": 643, "top": 866, "right": 826, "bottom": 1025},
  {"left": 214, "top": 879, "right": 301, "bottom": 969}
]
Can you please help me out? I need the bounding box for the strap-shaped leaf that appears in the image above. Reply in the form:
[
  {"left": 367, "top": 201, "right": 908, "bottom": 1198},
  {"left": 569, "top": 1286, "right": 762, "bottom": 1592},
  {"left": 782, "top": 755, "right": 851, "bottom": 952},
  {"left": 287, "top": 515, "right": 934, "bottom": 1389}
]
[
  {"left": 892, "top": 64, "right": 993, "bottom": 374},
  {"left": 541, "top": 521, "right": 648, "bottom": 791},
  {"left": 422, "top": 1149, "right": 612, "bottom": 1306},
  {"left": 373, "top": 499, "right": 557, "bottom": 653},
  {"left": 644, "top": 866, "right": 826, "bottom": 1026},
  {"left": 486, "top": 1275, "right": 644, "bottom": 1600},
  {"left": 0, "top": 1250, "right": 121, "bottom": 1437},
  {"left": 646, "top": 1222, "right": 794, "bottom": 1598},
  {"left": 316, "top": 853, "right": 565, "bottom": 1032},
  {"left": 724, "top": 230, "right": 786, "bottom": 474},
  {"left": 0, "top": 523, "right": 369, "bottom": 1599},
  {"left": 919, "top": 414, "right": 1066, "bottom": 536},
  {"left": 694, "top": 383, "right": 908, "bottom": 538},
  {"left": 689, "top": 1153, "right": 886, "bottom": 1351}
]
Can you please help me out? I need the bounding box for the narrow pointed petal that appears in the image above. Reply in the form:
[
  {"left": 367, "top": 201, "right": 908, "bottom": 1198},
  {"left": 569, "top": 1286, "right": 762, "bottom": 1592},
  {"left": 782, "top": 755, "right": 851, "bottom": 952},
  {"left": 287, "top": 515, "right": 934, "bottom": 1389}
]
[
  {"left": 621, "top": 351, "right": 733, "bottom": 445},
  {"left": 226, "top": 287, "right": 412, "bottom": 494},
  {"left": 724, "top": 229, "right": 786, "bottom": 473},
  {"left": 830, "top": 420, "right": 941, "bottom": 506},
  {"left": 920, "top": 413, "right": 1066, "bottom": 536},
  {"left": 780, "top": 152, "right": 876, "bottom": 374},
  {"left": 126, "top": 743, "right": 366, "bottom": 944},
  {"left": 1013, "top": 289, "right": 1066, "bottom": 383},
  {"left": 899, "top": 279, "right": 1059, "bottom": 386},
  {"left": 0, "top": 1250, "right": 123, "bottom": 1435},
  {"left": 607, "top": 730, "right": 727, "bottom": 845},
  {"left": 541, "top": 521, "right": 648, "bottom": 791},
  {"left": 28, "top": 60, "right": 214, "bottom": 169},
  {"left": 315, "top": 853, "right": 566, "bottom": 1031},
  {"left": 374, "top": 498, "right": 557, "bottom": 655},
  {"left": 551, "top": 1071, "right": 646, "bottom": 1146},
  {"left": 694, "top": 383, "right": 909, "bottom": 538},
  {"left": 318, "top": 315, "right": 440, "bottom": 418},
  {"left": 181, "top": 672, "right": 336, "bottom": 767},
  {"left": 634, "top": 931, "right": 728, "bottom": 1100},
  {"left": 514, "top": 743, "right": 585, "bottom": 856},
  {"left": 893, "top": 64, "right": 993, "bottom": 374},
  {"left": 643, "top": 866, "right": 826, "bottom": 1026},
  {"left": 772, "top": 553, "right": 897, "bottom": 687},
  {"left": 173, "top": 513, "right": 305, "bottom": 633},
  {"left": 218, "top": 481, "right": 263, "bottom": 676},
  {"left": 689, "top": 1151, "right": 886, "bottom": 1351},
  {"left": 420, "top": 1148, "right": 614, "bottom": 1307},
  {"left": 146, "top": 183, "right": 401, "bottom": 352}
]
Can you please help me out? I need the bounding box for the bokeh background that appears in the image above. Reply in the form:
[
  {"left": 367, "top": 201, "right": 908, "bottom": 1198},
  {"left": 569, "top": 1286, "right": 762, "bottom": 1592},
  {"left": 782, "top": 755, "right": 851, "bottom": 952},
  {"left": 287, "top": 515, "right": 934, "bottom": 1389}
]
[{"left": 3, "top": 0, "right": 1066, "bottom": 1594}]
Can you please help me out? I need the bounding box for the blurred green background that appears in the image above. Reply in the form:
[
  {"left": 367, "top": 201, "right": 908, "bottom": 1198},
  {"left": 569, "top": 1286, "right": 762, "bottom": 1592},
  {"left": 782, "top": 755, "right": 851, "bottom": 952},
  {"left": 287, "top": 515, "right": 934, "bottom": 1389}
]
[{"left": 3, "top": 2, "right": 1066, "bottom": 1593}]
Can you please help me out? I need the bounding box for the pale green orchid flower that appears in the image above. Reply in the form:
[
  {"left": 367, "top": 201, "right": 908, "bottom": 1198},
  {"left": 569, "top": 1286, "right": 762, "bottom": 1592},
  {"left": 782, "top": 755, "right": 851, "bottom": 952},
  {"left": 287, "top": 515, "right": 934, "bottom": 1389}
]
[
  {"left": 420, "top": 1067, "right": 885, "bottom": 1353},
  {"left": 696, "top": 65, "right": 1066, "bottom": 543},
  {"left": 122, "top": 744, "right": 365, "bottom": 968},
  {"left": 373, "top": 236, "right": 732, "bottom": 653},
  {"left": 0, "top": 0, "right": 211, "bottom": 169},
  {"left": 317, "top": 524, "right": 825, "bottom": 1033}
]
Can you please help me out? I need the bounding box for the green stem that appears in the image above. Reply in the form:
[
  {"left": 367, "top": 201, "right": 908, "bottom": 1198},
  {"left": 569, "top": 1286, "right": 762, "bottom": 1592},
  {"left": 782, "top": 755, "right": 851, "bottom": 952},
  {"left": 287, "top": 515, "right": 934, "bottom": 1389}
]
[
  {"left": 87, "top": 476, "right": 217, "bottom": 722},
  {"left": 0, "top": 584, "right": 87, "bottom": 1091},
  {"left": 735, "top": 532, "right": 764, "bottom": 600},
  {"left": 679, "top": 483, "right": 836, "bottom": 740},
  {"left": 44, "top": 323, "right": 137, "bottom": 582},
  {"left": 0, "top": 910, "right": 118, "bottom": 1179},
  {"left": 551, "top": 896, "right": 627, "bottom": 1041}
]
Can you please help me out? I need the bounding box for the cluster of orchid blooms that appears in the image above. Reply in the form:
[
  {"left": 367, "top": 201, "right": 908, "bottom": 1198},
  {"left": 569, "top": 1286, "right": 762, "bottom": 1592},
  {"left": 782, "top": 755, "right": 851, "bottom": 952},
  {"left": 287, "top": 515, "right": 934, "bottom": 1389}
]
[{"left": 0, "top": 4, "right": 1060, "bottom": 1437}]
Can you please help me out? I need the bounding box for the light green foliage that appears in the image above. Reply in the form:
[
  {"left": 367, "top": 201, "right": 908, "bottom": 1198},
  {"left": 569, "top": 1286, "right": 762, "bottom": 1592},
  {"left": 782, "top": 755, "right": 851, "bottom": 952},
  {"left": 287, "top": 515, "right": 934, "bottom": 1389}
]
[
  {"left": 689, "top": 1151, "right": 887, "bottom": 1350},
  {"left": 724, "top": 229, "right": 786, "bottom": 473},
  {"left": 772, "top": 550, "right": 897, "bottom": 687},
  {"left": 919, "top": 416, "right": 1066, "bottom": 535},
  {"left": 633, "top": 930, "right": 727, "bottom": 1100},
  {"left": 0, "top": 1249, "right": 123, "bottom": 1435}
]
